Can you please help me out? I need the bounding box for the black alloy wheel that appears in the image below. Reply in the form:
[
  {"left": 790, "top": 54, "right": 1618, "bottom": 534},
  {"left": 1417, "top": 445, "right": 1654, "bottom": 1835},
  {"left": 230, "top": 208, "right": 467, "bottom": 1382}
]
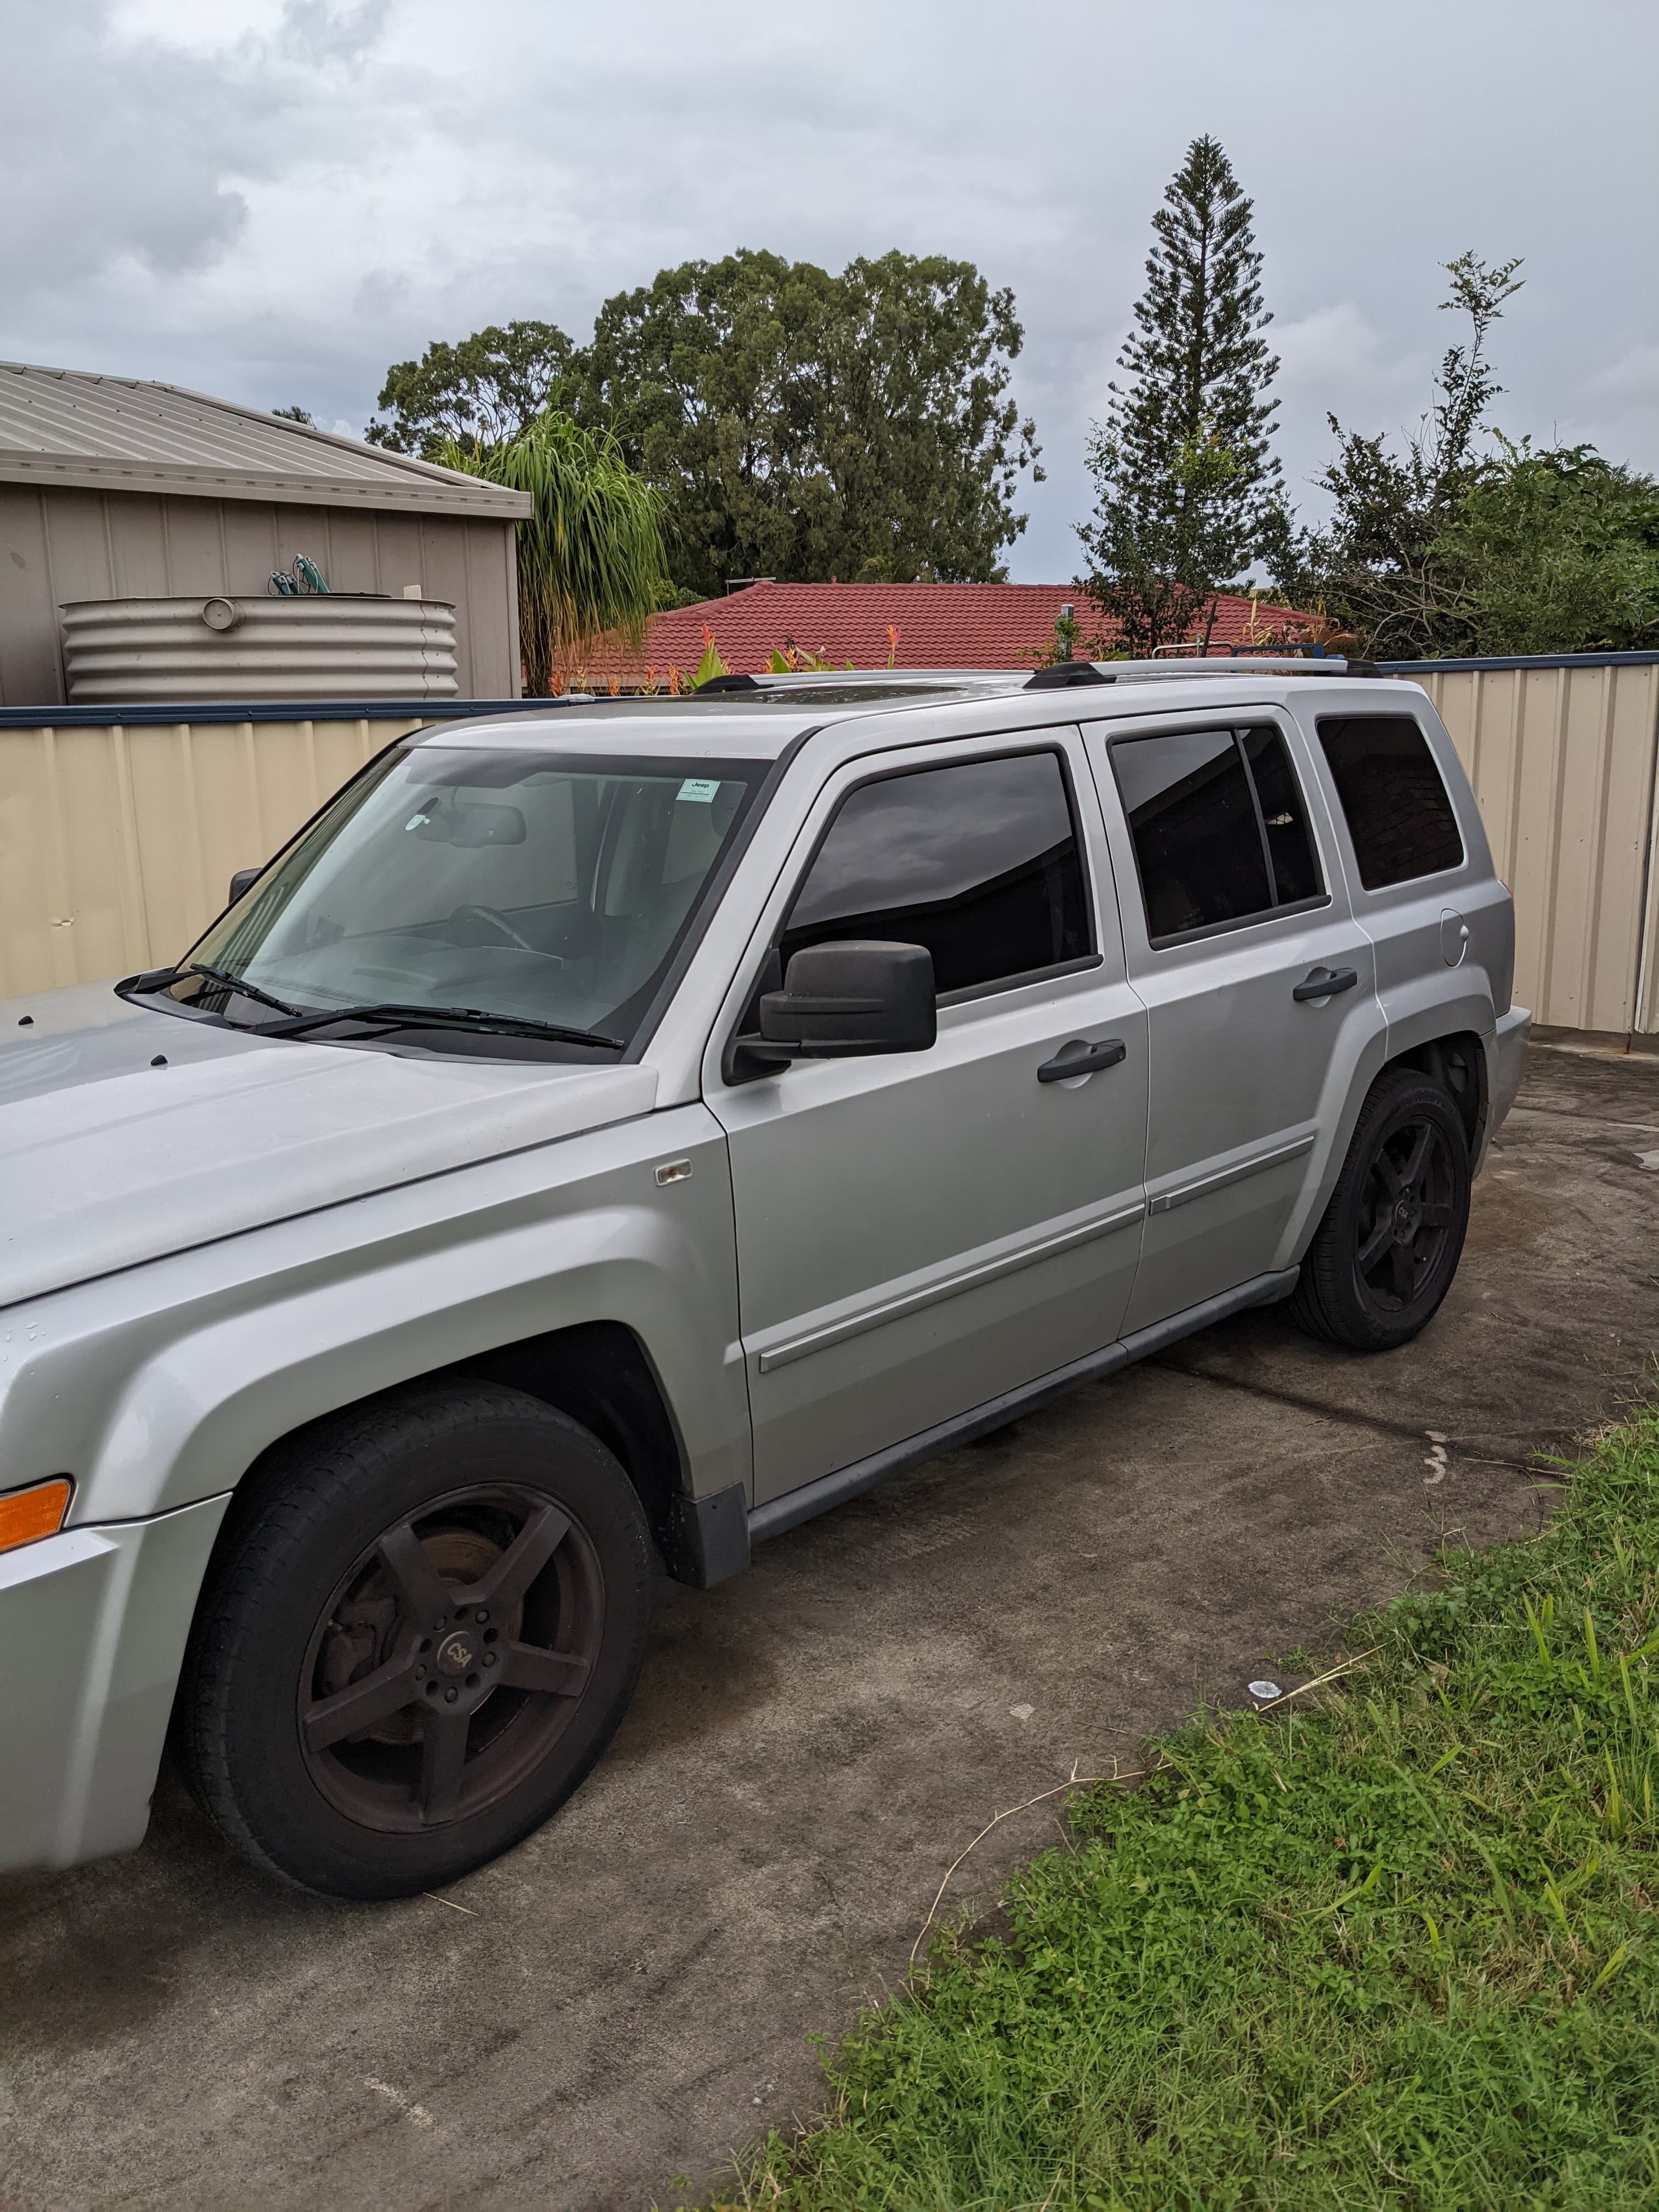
[
  {"left": 300, "top": 1483, "right": 604, "bottom": 1836},
  {"left": 1290, "top": 1065, "right": 1472, "bottom": 1351},
  {"left": 1353, "top": 1116, "right": 1458, "bottom": 1315},
  {"left": 176, "top": 1382, "right": 653, "bottom": 1898}
]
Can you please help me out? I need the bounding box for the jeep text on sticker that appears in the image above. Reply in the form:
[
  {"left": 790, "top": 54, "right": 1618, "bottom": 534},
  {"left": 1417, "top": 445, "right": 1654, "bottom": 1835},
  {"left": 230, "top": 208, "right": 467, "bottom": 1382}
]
[{"left": 678, "top": 778, "right": 721, "bottom": 803}]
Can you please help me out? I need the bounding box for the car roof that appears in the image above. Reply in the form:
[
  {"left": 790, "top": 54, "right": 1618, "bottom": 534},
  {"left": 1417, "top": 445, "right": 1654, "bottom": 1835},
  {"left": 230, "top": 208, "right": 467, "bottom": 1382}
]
[{"left": 405, "top": 661, "right": 1398, "bottom": 764}]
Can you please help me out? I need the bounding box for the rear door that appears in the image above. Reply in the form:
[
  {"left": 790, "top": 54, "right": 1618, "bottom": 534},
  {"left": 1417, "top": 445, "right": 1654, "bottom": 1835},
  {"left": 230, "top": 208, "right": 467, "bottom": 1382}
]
[
  {"left": 1081, "top": 711, "right": 1380, "bottom": 1331},
  {"left": 706, "top": 730, "right": 1150, "bottom": 1506},
  {"left": 1309, "top": 704, "right": 1511, "bottom": 1035}
]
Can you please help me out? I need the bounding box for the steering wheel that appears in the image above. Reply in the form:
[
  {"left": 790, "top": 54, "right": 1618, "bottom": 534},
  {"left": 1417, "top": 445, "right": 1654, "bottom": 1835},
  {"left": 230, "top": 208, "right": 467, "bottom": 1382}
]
[{"left": 447, "top": 904, "right": 558, "bottom": 961}]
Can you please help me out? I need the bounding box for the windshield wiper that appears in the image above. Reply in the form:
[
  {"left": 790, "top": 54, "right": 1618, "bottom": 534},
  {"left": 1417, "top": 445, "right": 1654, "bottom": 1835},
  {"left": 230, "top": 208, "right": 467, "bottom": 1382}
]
[
  {"left": 114, "top": 961, "right": 307, "bottom": 1019},
  {"left": 117, "top": 965, "right": 623, "bottom": 1052},
  {"left": 258, "top": 1000, "right": 625, "bottom": 1051},
  {"left": 185, "top": 963, "right": 309, "bottom": 1019}
]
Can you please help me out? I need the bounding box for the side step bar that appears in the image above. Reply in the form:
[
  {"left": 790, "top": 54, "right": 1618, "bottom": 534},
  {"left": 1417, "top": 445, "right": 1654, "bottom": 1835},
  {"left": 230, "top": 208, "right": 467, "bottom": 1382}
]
[{"left": 746, "top": 1267, "right": 1300, "bottom": 1549}]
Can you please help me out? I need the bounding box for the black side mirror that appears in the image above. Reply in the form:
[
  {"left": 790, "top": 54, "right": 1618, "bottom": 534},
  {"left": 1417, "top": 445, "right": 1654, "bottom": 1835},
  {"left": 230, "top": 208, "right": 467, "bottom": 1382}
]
[
  {"left": 228, "top": 866, "right": 262, "bottom": 905},
  {"left": 759, "top": 940, "right": 936, "bottom": 1058}
]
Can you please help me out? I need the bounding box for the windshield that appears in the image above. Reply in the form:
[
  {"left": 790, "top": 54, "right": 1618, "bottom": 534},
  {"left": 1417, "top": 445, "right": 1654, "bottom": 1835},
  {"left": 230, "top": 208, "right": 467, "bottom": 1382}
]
[{"left": 176, "top": 744, "right": 763, "bottom": 1056}]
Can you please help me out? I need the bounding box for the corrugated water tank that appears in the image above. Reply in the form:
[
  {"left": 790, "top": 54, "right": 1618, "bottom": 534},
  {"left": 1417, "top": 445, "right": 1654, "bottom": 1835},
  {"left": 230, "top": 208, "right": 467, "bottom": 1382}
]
[{"left": 59, "top": 595, "right": 460, "bottom": 703}]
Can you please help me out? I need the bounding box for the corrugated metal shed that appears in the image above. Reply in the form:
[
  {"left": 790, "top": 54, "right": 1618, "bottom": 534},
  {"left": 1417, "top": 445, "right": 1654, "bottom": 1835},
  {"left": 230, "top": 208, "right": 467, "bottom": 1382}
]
[
  {"left": 0, "top": 362, "right": 530, "bottom": 707},
  {"left": 0, "top": 363, "right": 532, "bottom": 519}
]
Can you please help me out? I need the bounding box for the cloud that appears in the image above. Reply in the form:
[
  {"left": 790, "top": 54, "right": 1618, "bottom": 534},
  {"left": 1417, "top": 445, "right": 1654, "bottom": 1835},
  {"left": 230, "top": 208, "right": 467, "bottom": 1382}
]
[
  {"left": 1, "top": 0, "right": 398, "bottom": 310},
  {"left": 1587, "top": 343, "right": 1659, "bottom": 413},
  {"left": 1267, "top": 303, "right": 1433, "bottom": 508},
  {"left": 3, "top": 0, "right": 1656, "bottom": 572}
]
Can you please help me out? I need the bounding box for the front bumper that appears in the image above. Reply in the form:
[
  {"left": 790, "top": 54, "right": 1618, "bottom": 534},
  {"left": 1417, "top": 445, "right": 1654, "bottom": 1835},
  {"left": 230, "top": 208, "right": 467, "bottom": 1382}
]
[{"left": 0, "top": 1493, "right": 228, "bottom": 1874}]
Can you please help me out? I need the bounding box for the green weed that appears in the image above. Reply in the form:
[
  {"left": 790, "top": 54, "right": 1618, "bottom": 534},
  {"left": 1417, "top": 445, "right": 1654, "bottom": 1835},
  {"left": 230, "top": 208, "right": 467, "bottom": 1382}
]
[{"left": 707, "top": 1407, "right": 1659, "bottom": 2210}]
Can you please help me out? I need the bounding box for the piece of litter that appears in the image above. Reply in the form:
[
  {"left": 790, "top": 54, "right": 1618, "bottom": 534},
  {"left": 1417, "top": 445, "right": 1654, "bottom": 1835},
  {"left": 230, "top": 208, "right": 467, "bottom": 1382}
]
[
  {"left": 1635, "top": 1150, "right": 1659, "bottom": 1172},
  {"left": 364, "top": 2077, "right": 435, "bottom": 2128},
  {"left": 1009, "top": 1702, "right": 1035, "bottom": 1722},
  {"left": 1248, "top": 1680, "right": 1281, "bottom": 1701}
]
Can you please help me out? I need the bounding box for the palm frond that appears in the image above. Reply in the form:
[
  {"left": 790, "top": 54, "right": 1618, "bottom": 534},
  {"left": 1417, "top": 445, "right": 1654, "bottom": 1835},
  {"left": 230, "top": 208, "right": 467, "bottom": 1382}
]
[{"left": 440, "top": 414, "right": 668, "bottom": 693}]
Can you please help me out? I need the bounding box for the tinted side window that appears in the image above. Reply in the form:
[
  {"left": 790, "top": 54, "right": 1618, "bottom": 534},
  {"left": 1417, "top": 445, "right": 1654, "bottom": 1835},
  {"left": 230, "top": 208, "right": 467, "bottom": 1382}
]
[
  {"left": 1242, "top": 729, "right": 1323, "bottom": 905},
  {"left": 780, "top": 751, "right": 1093, "bottom": 996},
  {"left": 1317, "top": 715, "right": 1465, "bottom": 889},
  {"left": 1111, "top": 729, "right": 1271, "bottom": 940}
]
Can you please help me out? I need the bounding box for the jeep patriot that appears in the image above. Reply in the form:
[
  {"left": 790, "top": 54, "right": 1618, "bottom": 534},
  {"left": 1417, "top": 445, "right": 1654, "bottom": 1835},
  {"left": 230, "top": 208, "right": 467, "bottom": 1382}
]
[{"left": 0, "top": 661, "right": 1528, "bottom": 1896}]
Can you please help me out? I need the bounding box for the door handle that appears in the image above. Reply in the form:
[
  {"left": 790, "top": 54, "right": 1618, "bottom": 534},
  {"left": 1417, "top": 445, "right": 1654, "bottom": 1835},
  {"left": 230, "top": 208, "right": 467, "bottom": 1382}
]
[
  {"left": 1293, "top": 965, "right": 1359, "bottom": 1002},
  {"left": 1037, "top": 1036, "right": 1127, "bottom": 1083}
]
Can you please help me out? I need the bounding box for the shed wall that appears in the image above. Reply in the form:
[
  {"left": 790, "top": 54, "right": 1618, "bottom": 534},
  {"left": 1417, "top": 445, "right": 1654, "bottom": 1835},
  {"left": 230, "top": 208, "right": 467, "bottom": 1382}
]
[{"left": 0, "top": 486, "right": 521, "bottom": 707}]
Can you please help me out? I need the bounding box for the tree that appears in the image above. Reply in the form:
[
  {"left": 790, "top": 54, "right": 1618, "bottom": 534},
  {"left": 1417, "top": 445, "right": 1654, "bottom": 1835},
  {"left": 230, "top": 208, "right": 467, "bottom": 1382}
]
[
  {"left": 1075, "top": 136, "right": 1283, "bottom": 654},
  {"left": 578, "top": 249, "right": 1040, "bottom": 599},
  {"left": 1434, "top": 440, "right": 1659, "bottom": 654},
  {"left": 1077, "top": 426, "right": 1251, "bottom": 658},
  {"left": 1271, "top": 253, "right": 1524, "bottom": 656},
  {"left": 369, "top": 320, "right": 575, "bottom": 459},
  {"left": 270, "top": 404, "right": 315, "bottom": 425},
  {"left": 799, "top": 251, "right": 1042, "bottom": 586},
  {"left": 575, "top": 250, "right": 828, "bottom": 599},
  {"left": 439, "top": 413, "right": 669, "bottom": 695}
]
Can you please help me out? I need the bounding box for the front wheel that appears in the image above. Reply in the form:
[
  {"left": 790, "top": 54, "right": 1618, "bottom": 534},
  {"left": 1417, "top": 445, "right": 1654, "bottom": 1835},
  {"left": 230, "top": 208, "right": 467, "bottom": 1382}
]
[
  {"left": 1289, "top": 1066, "right": 1471, "bottom": 1352},
  {"left": 175, "top": 1382, "right": 652, "bottom": 1898}
]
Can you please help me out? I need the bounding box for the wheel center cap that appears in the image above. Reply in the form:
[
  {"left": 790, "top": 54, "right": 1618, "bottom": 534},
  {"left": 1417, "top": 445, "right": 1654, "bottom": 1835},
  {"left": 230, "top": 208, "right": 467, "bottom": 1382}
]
[
  {"left": 435, "top": 1628, "right": 477, "bottom": 1677},
  {"left": 1394, "top": 1198, "right": 1419, "bottom": 1239}
]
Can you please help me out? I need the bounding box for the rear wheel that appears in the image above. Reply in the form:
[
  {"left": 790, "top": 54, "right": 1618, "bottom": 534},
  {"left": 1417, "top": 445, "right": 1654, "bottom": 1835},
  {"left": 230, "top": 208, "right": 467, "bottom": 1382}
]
[
  {"left": 1289, "top": 1066, "right": 1470, "bottom": 1351},
  {"left": 176, "top": 1381, "right": 652, "bottom": 1899}
]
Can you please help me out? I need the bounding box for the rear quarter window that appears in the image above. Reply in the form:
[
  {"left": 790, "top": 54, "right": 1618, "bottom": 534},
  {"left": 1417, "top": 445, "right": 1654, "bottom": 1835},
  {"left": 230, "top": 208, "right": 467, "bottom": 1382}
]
[{"left": 1316, "top": 714, "right": 1465, "bottom": 890}]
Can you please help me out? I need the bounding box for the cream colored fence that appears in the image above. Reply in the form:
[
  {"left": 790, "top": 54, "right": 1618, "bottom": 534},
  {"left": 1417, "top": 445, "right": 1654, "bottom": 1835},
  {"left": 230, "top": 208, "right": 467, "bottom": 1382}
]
[
  {"left": 3, "top": 666, "right": 1658, "bottom": 1039},
  {"left": 1399, "top": 658, "right": 1659, "bottom": 1045},
  {"left": 0, "top": 707, "right": 539, "bottom": 999}
]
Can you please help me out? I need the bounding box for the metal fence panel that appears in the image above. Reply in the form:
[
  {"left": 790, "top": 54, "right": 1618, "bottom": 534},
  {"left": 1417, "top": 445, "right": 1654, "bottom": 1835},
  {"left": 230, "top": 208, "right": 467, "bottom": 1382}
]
[
  {"left": 1406, "top": 661, "right": 1659, "bottom": 1041},
  {"left": 4, "top": 670, "right": 1658, "bottom": 1043},
  {"left": 0, "top": 716, "right": 414, "bottom": 996}
]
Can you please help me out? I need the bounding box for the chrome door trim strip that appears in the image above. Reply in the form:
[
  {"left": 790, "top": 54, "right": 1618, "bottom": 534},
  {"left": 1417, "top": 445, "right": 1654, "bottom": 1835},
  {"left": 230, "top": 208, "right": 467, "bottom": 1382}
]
[
  {"left": 754, "top": 1197, "right": 1148, "bottom": 1374},
  {"left": 1147, "top": 1132, "right": 1317, "bottom": 1216},
  {"left": 748, "top": 1267, "right": 1301, "bottom": 1543}
]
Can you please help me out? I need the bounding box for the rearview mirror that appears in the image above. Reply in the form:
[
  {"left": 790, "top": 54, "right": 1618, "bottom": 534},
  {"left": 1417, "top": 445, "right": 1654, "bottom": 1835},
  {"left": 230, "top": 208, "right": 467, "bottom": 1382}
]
[
  {"left": 759, "top": 940, "right": 936, "bottom": 1058},
  {"left": 408, "top": 797, "right": 526, "bottom": 848}
]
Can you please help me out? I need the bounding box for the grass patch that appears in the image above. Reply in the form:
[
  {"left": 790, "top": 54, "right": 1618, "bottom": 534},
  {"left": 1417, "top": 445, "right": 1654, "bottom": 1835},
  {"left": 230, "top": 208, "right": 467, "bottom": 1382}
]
[{"left": 709, "top": 1410, "right": 1659, "bottom": 2210}]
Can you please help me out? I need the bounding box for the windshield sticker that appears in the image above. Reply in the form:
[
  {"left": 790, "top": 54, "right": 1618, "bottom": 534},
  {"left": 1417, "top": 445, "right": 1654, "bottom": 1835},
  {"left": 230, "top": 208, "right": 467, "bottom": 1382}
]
[{"left": 677, "top": 778, "right": 721, "bottom": 804}]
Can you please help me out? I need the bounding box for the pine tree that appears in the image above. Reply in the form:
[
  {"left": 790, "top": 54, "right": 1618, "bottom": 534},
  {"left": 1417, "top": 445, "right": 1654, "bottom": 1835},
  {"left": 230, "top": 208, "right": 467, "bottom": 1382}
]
[{"left": 1076, "top": 137, "right": 1282, "bottom": 654}]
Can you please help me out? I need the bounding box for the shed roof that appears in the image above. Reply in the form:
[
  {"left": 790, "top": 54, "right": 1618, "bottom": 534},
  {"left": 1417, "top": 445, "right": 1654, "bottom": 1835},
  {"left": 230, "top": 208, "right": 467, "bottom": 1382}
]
[{"left": 0, "top": 362, "right": 533, "bottom": 521}]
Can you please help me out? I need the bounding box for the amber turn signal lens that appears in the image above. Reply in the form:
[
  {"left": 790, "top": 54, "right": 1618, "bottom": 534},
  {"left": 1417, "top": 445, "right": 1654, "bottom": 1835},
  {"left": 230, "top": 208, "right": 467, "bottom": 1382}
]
[{"left": 0, "top": 1477, "right": 72, "bottom": 1555}]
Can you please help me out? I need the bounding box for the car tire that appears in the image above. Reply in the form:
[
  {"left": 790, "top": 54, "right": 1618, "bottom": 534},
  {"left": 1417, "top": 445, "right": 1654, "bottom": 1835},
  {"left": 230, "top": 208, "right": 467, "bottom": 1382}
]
[
  {"left": 174, "top": 1380, "right": 652, "bottom": 1899},
  {"left": 1289, "top": 1065, "right": 1471, "bottom": 1352}
]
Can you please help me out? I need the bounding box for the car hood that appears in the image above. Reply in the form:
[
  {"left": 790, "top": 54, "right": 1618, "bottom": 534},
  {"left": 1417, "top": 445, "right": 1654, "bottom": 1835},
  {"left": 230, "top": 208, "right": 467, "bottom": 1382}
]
[{"left": 0, "top": 981, "right": 657, "bottom": 1308}]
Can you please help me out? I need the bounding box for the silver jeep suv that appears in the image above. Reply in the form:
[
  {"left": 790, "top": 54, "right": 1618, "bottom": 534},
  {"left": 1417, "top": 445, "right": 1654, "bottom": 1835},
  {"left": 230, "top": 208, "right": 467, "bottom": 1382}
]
[{"left": 0, "top": 662, "right": 1528, "bottom": 1896}]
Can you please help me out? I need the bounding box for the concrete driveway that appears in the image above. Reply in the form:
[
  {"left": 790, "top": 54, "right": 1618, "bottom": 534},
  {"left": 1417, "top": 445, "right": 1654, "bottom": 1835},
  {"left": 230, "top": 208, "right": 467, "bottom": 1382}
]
[{"left": 4, "top": 1045, "right": 1658, "bottom": 2212}]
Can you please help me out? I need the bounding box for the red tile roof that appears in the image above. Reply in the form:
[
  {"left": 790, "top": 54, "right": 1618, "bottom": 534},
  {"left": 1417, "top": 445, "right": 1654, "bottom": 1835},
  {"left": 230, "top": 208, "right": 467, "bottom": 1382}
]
[{"left": 571, "top": 581, "right": 1316, "bottom": 688}]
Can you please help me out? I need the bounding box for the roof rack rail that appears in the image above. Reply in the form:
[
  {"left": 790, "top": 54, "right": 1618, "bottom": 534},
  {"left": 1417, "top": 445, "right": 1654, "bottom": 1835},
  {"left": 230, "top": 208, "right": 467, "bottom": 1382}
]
[
  {"left": 693, "top": 672, "right": 760, "bottom": 694},
  {"left": 1024, "top": 663, "right": 1115, "bottom": 690}
]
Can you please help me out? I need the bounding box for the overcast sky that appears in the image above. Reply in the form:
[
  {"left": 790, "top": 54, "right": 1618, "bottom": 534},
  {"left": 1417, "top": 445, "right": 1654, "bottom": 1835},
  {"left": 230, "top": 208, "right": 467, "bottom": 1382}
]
[{"left": 5, "top": 0, "right": 1656, "bottom": 580}]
